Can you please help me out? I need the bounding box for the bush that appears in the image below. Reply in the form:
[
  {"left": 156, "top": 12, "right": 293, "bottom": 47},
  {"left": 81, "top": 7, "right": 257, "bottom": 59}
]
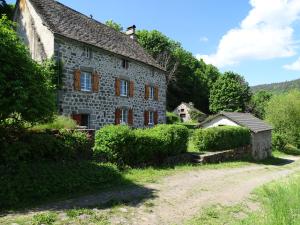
[
  {"left": 166, "top": 112, "right": 181, "bottom": 124},
  {"left": 0, "top": 127, "right": 92, "bottom": 164},
  {"left": 93, "top": 124, "right": 189, "bottom": 166},
  {"left": 31, "top": 115, "right": 77, "bottom": 130},
  {"left": 0, "top": 162, "right": 126, "bottom": 209},
  {"left": 192, "top": 126, "right": 251, "bottom": 152},
  {"left": 272, "top": 133, "right": 288, "bottom": 151},
  {"left": 189, "top": 109, "right": 206, "bottom": 122}
]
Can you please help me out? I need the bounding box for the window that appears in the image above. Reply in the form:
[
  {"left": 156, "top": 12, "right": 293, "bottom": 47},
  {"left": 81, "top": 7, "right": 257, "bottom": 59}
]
[
  {"left": 149, "top": 86, "right": 155, "bottom": 100},
  {"left": 80, "top": 71, "right": 92, "bottom": 91},
  {"left": 122, "top": 59, "right": 129, "bottom": 69},
  {"left": 120, "top": 109, "right": 128, "bottom": 125},
  {"left": 120, "top": 79, "right": 128, "bottom": 96},
  {"left": 149, "top": 111, "right": 154, "bottom": 125},
  {"left": 84, "top": 47, "right": 90, "bottom": 58},
  {"left": 181, "top": 109, "right": 184, "bottom": 112}
]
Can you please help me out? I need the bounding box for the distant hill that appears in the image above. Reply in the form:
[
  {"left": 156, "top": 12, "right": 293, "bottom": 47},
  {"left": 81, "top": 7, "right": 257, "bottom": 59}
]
[{"left": 251, "top": 78, "right": 300, "bottom": 94}]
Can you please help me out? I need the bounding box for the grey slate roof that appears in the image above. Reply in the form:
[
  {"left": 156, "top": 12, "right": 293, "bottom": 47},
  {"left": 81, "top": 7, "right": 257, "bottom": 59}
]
[
  {"left": 202, "top": 112, "right": 273, "bottom": 133},
  {"left": 27, "top": 0, "right": 164, "bottom": 70}
]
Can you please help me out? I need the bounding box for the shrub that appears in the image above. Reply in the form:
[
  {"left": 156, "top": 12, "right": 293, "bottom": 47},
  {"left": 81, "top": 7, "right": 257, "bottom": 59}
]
[
  {"left": 0, "top": 162, "right": 125, "bottom": 209},
  {"left": 189, "top": 109, "right": 206, "bottom": 122},
  {"left": 192, "top": 126, "right": 251, "bottom": 152},
  {"left": 272, "top": 133, "right": 288, "bottom": 151},
  {"left": 31, "top": 115, "right": 77, "bottom": 130},
  {"left": 166, "top": 112, "right": 181, "bottom": 124},
  {"left": 0, "top": 127, "right": 92, "bottom": 164},
  {"left": 33, "top": 212, "right": 58, "bottom": 225},
  {"left": 93, "top": 124, "right": 189, "bottom": 166}
]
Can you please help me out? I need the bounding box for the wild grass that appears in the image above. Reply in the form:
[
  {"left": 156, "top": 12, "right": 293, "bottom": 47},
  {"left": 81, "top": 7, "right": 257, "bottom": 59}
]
[{"left": 31, "top": 115, "right": 77, "bottom": 130}]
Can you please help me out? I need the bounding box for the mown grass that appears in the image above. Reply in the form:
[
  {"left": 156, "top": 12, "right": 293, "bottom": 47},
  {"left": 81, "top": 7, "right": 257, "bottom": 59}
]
[{"left": 186, "top": 169, "right": 300, "bottom": 225}]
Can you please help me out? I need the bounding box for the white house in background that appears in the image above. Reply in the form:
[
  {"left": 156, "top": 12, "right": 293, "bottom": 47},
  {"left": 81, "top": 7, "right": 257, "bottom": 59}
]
[
  {"left": 200, "top": 112, "right": 273, "bottom": 160},
  {"left": 173, "top": 102, "right": 205, "bottom": 122}
]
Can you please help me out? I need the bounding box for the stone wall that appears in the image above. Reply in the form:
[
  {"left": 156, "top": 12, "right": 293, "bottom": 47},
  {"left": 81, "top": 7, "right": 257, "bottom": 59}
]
[
  {"left": 54, "top": 36, "right": 167, "bottom": 129},
  {"left": 251, "top": 130, "right": 272, "bottom": 160}
]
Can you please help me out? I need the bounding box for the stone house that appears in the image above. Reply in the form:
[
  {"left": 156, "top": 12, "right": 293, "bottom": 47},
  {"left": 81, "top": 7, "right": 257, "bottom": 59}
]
[
  {"left": 200, "top": 112, "right": 273, "bottom": 160},
  {"left": 173, "top": 102, "right": 205, "bottom": 122},
  {"left": 14, "top": 0, "right": 166, "bottom": 129}
]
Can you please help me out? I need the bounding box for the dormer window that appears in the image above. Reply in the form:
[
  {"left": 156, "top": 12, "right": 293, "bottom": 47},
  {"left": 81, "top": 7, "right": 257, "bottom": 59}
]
[
  {"left": 84, "top": 47, "right": 91, "bottom": 58},
  {"left": 122, "top": 59, "right": 129, "bottom": 69}
]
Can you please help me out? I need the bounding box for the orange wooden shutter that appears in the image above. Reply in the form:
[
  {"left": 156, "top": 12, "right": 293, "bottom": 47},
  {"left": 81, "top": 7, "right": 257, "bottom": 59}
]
[
  {"left": 129, "top": 81, "right": 134, "bottom": 97},
  {"left": 115, "top": 78, "right": 120, "bottom": 96},
  {"left": 74, "top": 69, "right": 81, "bottom": 91},
  {"left": 115, "top": 108, "right": 121, "bottom": 125},
  {"left": 154, "top": 86, "right": 159, "bottom": 100},
  {"left": 154, "top": 111, "right": 158, "bottom": 125},
  {"left": 144, "top": 110, "right": 149, "bottom": 126},
  {"left": 92, "top": 71, "right": 100, "bottom": 92},
  {"left": 145, "top": 85, "right": 149, "bottom": 100},
  {"left": 128, "top": 108, "right": 133, "bottom": 126}
]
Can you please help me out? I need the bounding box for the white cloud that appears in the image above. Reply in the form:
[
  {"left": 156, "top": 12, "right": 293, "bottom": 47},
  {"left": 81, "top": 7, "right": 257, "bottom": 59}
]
[
  {"left": 197, "top": 0, "right": 300, "bottom": 67},
  {"left": 200, "top": 36, "right": 208, "bottom": 42},
  {"left": 284, "top": 57, "right": 300, "bottom": 70}
]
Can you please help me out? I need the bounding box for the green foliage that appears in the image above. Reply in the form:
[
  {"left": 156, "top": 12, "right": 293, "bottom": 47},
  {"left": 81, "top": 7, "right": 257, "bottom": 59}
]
[
  {"left": 272, "top": 133, "right": 288, "bottom": 151},
  {"left": 32, "top": 212, "right": 58, "bottom": 225},
  {"left": 0, "top": 16, "right": 56, "bottom": 124},
  {"left": 166, "top": 111, "right": 181, "bottom": 124},
  {"left": 0, "top": 0, "right": 14, "bottom": 20},
  {"left": 93, "top": 124, "right": 189, "bottom": 166},
  {"left": 105, "top": 19, "right": 123, "bottom": 32},
  {"left": 31, "top": 115, "right": 77, "bottom": 130},
  {"left": 189, "top": 109, "right": 206, "bottom": 122},
  {"left": 209, "top": 72, "right": 251, "bottom": 113},
  {"left": 265, "top": 90, "right": 300, "bottom": 148},
  {"left": 252, "top": 78, "right": 300, "bottom": 94},
  {"left": 249, "top": 90, "right": 272, "bottom": 119},
  {"left": 0, "top": 127, "right": 92, "bottom": 164},
  {"left": 0, "top": 162, "right": 124, "bottom": 209},
  {"left": 192, "top": 126, "right": 251, "bottom": 152}
]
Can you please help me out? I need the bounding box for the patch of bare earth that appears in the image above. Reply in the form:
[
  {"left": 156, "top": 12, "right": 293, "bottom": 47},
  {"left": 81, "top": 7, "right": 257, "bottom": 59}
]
[{"left": 4, "top": 155, "right": 300, "bottom": 225}]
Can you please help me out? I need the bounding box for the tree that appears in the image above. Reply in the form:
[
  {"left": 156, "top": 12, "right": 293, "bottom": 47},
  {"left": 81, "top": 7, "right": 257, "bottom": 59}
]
[
  {"left": 0, "top": 0, "right": 15, "bottom": 20},
  {"left": 0, "top": 16, "right": 56, "bottom": 124},
  {"left": 209, "top": 72, "right": 251, "bottom": 113},
  {"left": 248, "top": 90, "right": 272, "bottom": 119},
  {"left": 105, "top": 20, "right": 123, "bottom": 32},
  {"left": 265, "top": 90, "right": 300, "bottom": 148}
]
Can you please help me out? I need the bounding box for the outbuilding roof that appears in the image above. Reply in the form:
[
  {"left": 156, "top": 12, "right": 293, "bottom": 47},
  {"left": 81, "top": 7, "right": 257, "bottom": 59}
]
[
  {"left": 25, "top": 0, "right": 164, "bottom": 71},
  {"left": 201, "top": 112, "right": 273, "bottom": 133}
]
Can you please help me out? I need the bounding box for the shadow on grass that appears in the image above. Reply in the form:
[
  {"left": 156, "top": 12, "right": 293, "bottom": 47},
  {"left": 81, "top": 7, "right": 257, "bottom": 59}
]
[
  {"left": 253, "top": 156, "right": 295, "bottom": 166},
  {"left": 0, "top": 161, "right": 156, "bottom": 216}
]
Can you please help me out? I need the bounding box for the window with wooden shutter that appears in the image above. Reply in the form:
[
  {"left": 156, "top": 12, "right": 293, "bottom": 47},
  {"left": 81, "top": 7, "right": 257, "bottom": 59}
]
[
  {"left": 145, "top": 85, "right": 149, "bottom": 100},
  {"left": 144, "top": 110, "right": 149, "bottom": 126},
  {"left": 115, "top": 78, "right": 120, "bottom": 96},
  {"left": 154, "top": 111, "right": 158, "bottom": 125},
  {"left": 129, "top": 81, "right": 134, "bottom": 97},
  {"left": 154, "top": 86, "right": 159, "bottom": 101},
  {"left": 115, "top": 108, "right": 121, "bottom": 125},
  {"left": 74, "top": 69, "right": 81, "bottom": 91},
  {"left": 92, "top": 71, "right": 100, "bottom": 92},
  {"left": 128, "top": 108, "right": 133, "bottom": 126}
]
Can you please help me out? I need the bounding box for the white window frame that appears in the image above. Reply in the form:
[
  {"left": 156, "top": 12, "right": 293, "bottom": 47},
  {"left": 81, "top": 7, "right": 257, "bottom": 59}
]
[
  {"left": 120, "top": 109, "right": 128, "bottom": 125},
  {"left": 149, "top": 86, "right": 155, "bottom": 100},
  {"left": 149, "top": 111, "right": 154, "bottom": 125},
  {"left": 80, "top": 71, "right": 92, "bottom": 92},
  {"left": 120, "top": 79, "right": 128, "bottom": 97},
  {"left": 84, "top": 47, "right": 90, "bottom": 58}
]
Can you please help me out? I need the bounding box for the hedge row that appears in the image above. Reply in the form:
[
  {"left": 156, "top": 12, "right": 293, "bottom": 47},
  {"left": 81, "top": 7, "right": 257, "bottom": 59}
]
[
  {"left": 0, "top": 127, "right": 92, "bottom": 164},
  {"left": 0, "top": 162, "right": 126, "bottom": 209},
  {"left": 192, "top": 126, "right": 251, "bottom": 152},
  {"left": 93, "top": 124, "right": 189, "bottom": 166}
]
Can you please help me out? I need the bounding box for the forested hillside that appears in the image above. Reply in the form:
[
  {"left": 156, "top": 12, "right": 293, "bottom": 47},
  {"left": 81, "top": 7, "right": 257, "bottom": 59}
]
[{"left": 251, "top": 78, "right": 300, "bottom": 94}]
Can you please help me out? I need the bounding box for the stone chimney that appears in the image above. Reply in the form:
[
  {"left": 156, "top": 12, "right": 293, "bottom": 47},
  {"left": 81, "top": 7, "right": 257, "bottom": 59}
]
[{"left": 126, "top": 25, "right": 136, "bottom": 40}]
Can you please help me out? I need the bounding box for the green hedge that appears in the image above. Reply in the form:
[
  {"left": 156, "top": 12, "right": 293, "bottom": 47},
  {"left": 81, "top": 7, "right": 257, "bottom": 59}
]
[
  {"left": 192, "top": 126, "right": 251, "bottom": 152},
  {"left": 93, "top": 124, "right": 189, "bottom": 166},
  {"left": 0, "top": 128, "right": 92, "bottom": 164},
  {"left": 166, "top": 112, "right": 181, "bottom": 124},
  {"left": 0, "top": 162, "right": 126, "bottom": 209}
]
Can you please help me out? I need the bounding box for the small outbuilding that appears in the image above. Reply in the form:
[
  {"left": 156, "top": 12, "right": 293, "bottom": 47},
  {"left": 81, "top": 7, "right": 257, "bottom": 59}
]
[
  {"left": 200, "top": 112, "right": 273, "bottom": 160},
  {"left": 173, "top": 102, "right": 206, "bottom": 122}
]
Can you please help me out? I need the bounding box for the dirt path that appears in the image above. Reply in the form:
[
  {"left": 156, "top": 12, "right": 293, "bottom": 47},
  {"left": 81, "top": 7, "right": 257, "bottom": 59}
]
[{"left": 4, "top": 155, "right": 300, "bottom": 225}]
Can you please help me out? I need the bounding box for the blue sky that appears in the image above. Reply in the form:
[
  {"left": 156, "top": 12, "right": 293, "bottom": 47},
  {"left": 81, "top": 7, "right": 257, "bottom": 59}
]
[{"left": 9, "top": 0, "right": 300, "bottom": 85}]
